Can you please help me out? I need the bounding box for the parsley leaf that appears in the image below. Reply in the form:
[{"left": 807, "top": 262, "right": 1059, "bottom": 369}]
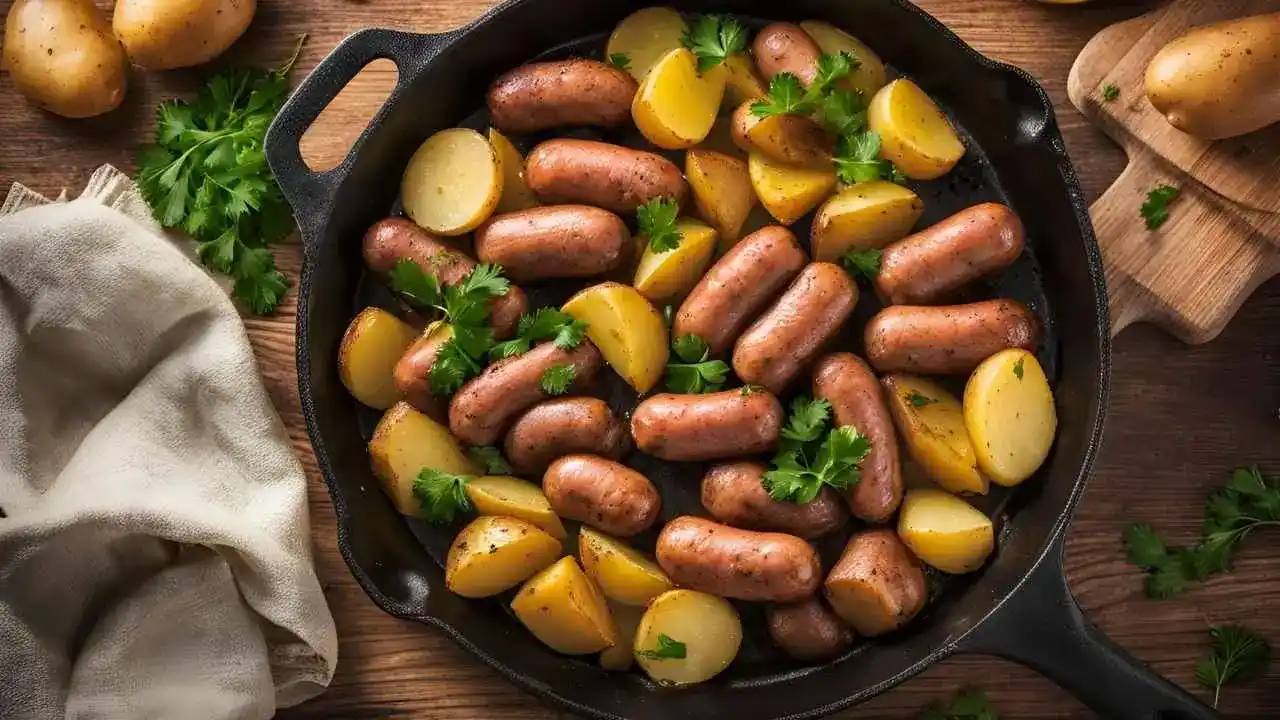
[
  {"left": 1195, "top": 625, "right": 1271, "bottom": 708},
  {"left": 1102, "top": 83, "right": 1120, "bottom": 102},
  {"left": 412, "top": 468, "right": 473, "bottom": 524},
  {"left": 763, "top": 396, "right": 871, "bottom": 504},
  {"left": 638, "top": 197, "right": 683, "bottom": 252},
  {"left": 665, "top": 334, "right": 729, "bottom": 394},
  {"left": 740, "top": 384, "right": 767, "bottom": 396},
  {"left": 1013, "top": 358, "right": 1025, "bottom": 380},
  {"left": 467, "top": 446, "right": 512, "bottom": 475},
  {"left": 681, "top": 14, "right": 748, "bottom": 73},
  {"left": 841, "top": 248, "right": 882, "bottom": 279},
  {"left": 906, "top": 390, "right": 937, "bottom": 408},
  {"left": 751, "top": 73, "right": 809, "bottom": 117},
  {"left": 833, "top": 130, "right": 903, "bottom": 185},
  {"left": 918, "top": 687, "right": 998, "bottom": 720},
  {"left": 540, "top": 364, "right": 577, "bottom": 395},
  {"left": 490, "top": 308, "right": 589, "bottom": 359},
  {"left": 820, "top": 88, "right": 868, "bottom": 136},
  {"left": 607, "top": 52, "right": 631, "bottom": 71},
  {"left": 1141, "top": 184, "right": 1179, "bottom": 230},
  {"left": 750, "top": 52, "right": 858, "bottom": 118},
  {"left": 636, "top": 633, "right": 688, "bottom": 660},
  {"left": 389, "top": 259, "right": 443, "bottom": 308}
]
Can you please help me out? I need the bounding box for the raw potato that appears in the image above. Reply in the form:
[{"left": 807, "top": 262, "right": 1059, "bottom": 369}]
[
  {"left": 963, "top": 349, "right": 1057, "bottom": 487},
  {"left": 446, "top": 516, "right": 562, "bottom": 598},
  {"left": 465, "top": 475, "right": 567, "bottom": 540},
  {"left": 402, "top": 128, "right": 503, "bottom": 236},
  {"left": 113, "top": 0, "right": 256, "bottom": 70},
  {"left": 599, "top": 602, "right": 645, "bottom": 671},
  {"left": 748, "top": 152, "right": 838, "bottom": 225},
  {"left": 338, "top": 307, "right": 419, "bottom": 410},
  {"left": 810, "top": 182, "right": 925, "bottom": 262},
  {"left": 897, "top": 489, "right": 994, "bottom": 574},
  {"left": 868, "top": 79, "right": 965, "bottom": 180},
  {"left": 579, "top": 526, "right": 673, "bottom": 606},
  {"left": 512, "top": 556, "right": 617, "bottom": 655},
  {"left": 731, "top": 102, "right": 833, "bottom": 167},
  {"left": 633, "top": 218, "right": 720, "bottom": 303},
  {"left": 633, "top": 48, "right": 727, "bottom": 149},
  {"left": 722, "top": 53, "right": 768, "bottom": 107},
  {"left": 883, "top": 375, "right": 988, "bottom": 495},
  {"left": 488, "top": 128, "right": 539, "bottom": 214},
  {"left": 634, "top": 590, "right": 743, "bottom": 686},
  {"left": 605, "top": 6, "right": 688, "bottom": 82},
  {"left": 562, "top": 282, "right": 669, "bottom": 393},
  {"left": 686, "top": 150, "right": 755, "bottom": 243},
  {"left": 368, "top": 402, "right": 481, "bottom": 516},
  {"left": 798, "top": 21, "right": 887, "bottom": 97},
  {"left": 2, "top": 0, "right": 128, "bottom": 118}
]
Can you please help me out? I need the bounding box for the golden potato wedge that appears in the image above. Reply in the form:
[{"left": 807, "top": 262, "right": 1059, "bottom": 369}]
[
  {"left": 633, "top": 48, "right": 727, "bottom": 149},
  {"left": 579, "top": 526, "right": 674, "bottom": 606},
  {"left": 512, "top": 556, "right": 617, "bottom": 655},
  {"left": 748, "top": 152, "right": 838, "bottom": 226},
  {"left": 722, "top": 53, "right": 768, "bottom": 107},
  {"left": 466, "top": 475, "right": 567, "bottom": 540},
  {"left": 882, "top": 375, "right": 988, "bottom": 495},
  {"left": 824, "top": 528, "right": 926, "bottom": 637},
  {"left": 562, "top": 282, "right": 669, "bottom": 393},
  {"left": 810, "top": 182, "right": 924, "bottom": 262},
  {"left": 634, "top": 589, "right": 743, "bottom": 686},
  {"left": 339, "top": 307, "right": 419, "bottom": 410},
  {"left": 897, "top": 489, "right": 994, "bottom": 574},
  {"left": 868, "top": 79, "right": 965, "bottom": 181},
  {"left": 686, "top": 150, "right": 756, "bottom": 243},
  {"left": 446, "top": 516, "right": 562, "bottom": 598},
  {"left": 369, "top": 403, "right": 481, "bottom": 515},
  {"left": 731, "top": 102, "right": 833, "bottom": 167},
  {"left": 402, "top": 128, "right": 503, "bottom": 236},
  {"left": 964, "top": 349, "right": 1057, "bottom": 487},
  {"left": 634, "top": 219, "right": 719, "bottom": 304},
  {"left": 600, "top": 602, "right": 645, "bottom": 671},
  {"left": 488, "top": 128, "right": 539, "bottom": 214},
  {"left": 605, "top": 6, "right": 689, "bottom": 82},
  {"left": 798, "top": 21, "right": 888, "bottom": 97}
]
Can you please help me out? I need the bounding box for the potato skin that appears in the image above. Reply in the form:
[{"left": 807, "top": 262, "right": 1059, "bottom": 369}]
[
  {"left": 823, "top": 528, "right": 927, "bottom": 637},
  {"left": 503, "top": 397, "right": 631, "bottom": 475},
  {"left": 542, "top": 455, "right": 660, "bottom": 537},
  {"left": 630, "top": 389, "right": 784, "bottom": 462},
  {"left": 113, "top": 0, "right": 256, "bottom": 71},
  {"left": 864, "top": 299, "right": 1039, "bottom": 375},
  {"left": 525, "top": 139, "right": 687, "bottom": 214},
  {"left": 700, "top": 461, "right": 848, "bottom": 539},
  {"left": 476, "top": 205, "right": 629, "bottom": 282},
  {"left": 656, "top": 516, "right": 821, "bottom": 602},
  {"left": 392, "top": 323, "right": 453, "bottom": 422},
  {"left": 876, "top": 203, "right": 1024, "bottom": 305},
  {"left": 812, "top": 353, "right": 902, "bottom": 523},
  {"left": 752, "top": 22, "right": 823, "bottom": 87},
  {"left": 767, "top": 598, "right": 856, "bottom": 662},
  {"left": 3, "top": 0, "right": 128, "bottom": 118},
  {"left": 487, "top": 59, "right": 638, "bottom": 134}
]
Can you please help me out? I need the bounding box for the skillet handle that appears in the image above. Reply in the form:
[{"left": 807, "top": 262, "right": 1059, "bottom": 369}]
[{"left": 957, "top": 542, "right": 1216, "bottom": 719}]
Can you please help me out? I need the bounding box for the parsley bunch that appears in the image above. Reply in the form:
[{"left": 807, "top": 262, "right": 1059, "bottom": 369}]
[
  {"left": 750, "top": 52, "right": 859, "bottom": 119},
  {"left": 135, "top": 36, "right": 307, "bottom": 315},
  {"left": 638, "top": 197, "right": 683, "bottom": 252},
  {"left": 918, "top": 687, "right": 998, "bottom": 720},
  {"left": 681, "top": 15, "right": 748, "bottom": 73},
  {"left": 665, "top": 335, "right": 729, "bottom": 394},
  {"left": 762, "top": 396, "right": 872, "bottom": 503},
  {"left": 1196, "top": 625, "right": 1271, "bottom": 708},
  {"left": 490, "top": 308, "right": 588, "bottom": 360},
  {"left": 413, "top": 468, "right": 473, "bottom": 524}
]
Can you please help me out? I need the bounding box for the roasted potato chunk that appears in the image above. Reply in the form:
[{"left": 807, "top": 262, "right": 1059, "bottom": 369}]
[
  {"left": 883, "top": 375, "right": 988, "bottom": 495},
  {"left": 339, "top": 307, "right": 420, "bottom": 410},
  {"left": 369, "top": 403, "right": 481, "bottom": 516},
  {"left": 562, "top": 282, "right": 669, "bottom": 393},
  {"left": 897, "top": 489, "right": 995, "bottom": 574},
  {"left": 579, "top": 526, "right": 673, "bottom": 606},
  {"left": 512, "top": 556, "right": 617, "bottom": 655},
  {"left": 446, "top": 516, "right": 562, "bottom": 598},
  {"left": 964, "top": 349, "right": 1057, "bottom": 487},
  {"left": 634, "top": 589, "right": 743, "bottom": 686}
]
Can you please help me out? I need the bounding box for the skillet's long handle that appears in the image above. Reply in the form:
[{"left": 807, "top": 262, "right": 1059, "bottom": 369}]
[{"left": 958, "top": 542, "right": 1216, "bottom": 720}]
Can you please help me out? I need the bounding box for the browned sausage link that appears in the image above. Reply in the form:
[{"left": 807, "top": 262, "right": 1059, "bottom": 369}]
[
  {"left": 475, "top": 205, "right": 629, "bottom": 283},
  {"left": 674, "top": 225, "right": 808, "bottom": 356},
  {"left": 448, "top": 341, "right": 602, "bottom": 446},
  {"left": 823, "top": 529, "right": 926, "bottom": 637},
  {"left": 863, "top": 299, "right": 1040, "bottom": 375},
  {"left": 812, "top": 353, "right": 902, "bottom": 523},
  {"left": 542, "top": 454, "right": 659, "bottom": 537},
  {"left": 525, "top": 139, "right": 688, "bottom": 215},
  {"left": 630, "top": 389, "right": 783, "bottom": 462},
  {"left": 733, "top": 262, "right": 859, "bottom": 395},
  {"left": 392, "top": 326, "right": 452, "bottom": 423},
  {"left": 875, "top": 202, "right": 1025, "bottom": 305},
  {"left": 766, "top": 598, "right": 856, "bottom": 662},
  {"left": 700, "top": 461, "right": 848, "bottom": 539},
  {"left": 361, "top": 217, "right": 527, "bottom": 339},
  {"left": 656, "top": 516, "right": 821, "bottom": 602},
  {"left": 752, "top": 22, "right": 822, "bottom": 86},
  {"left": 487, "top": 59, "right": 638, "bottom": 134},
  {"left": 503, "top": 397, "right": 631, "bottom": 475}
]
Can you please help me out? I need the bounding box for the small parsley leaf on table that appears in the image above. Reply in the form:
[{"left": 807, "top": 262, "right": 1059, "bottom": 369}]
[
  {"left": 1140, "top": 184, "right": 1179, "bottom": 230},
  {"left": 664, "top": 334, "right": 730, "bottom": 394},
  {"left": 918, "top": 686, "right": 999, "bottom": 720},
  {"left": 1102, "top": 83, "right": 1120, "bottom": 101},
  {"left": 1195, "top": 625, "right": 1271, "bottom": 708},
  {"left": 638, "top": 197, "right": 683, "bottom": 252},
  {"left": 540, "top": 364, "right": 577, "bottom": 396},
  {"left": 636, "top": 633, "right": 687, "bottom": 660},
  {"left": 413, "top": 468, "right": 473, "bottom": 524},
  {"left": 681, "top": 14, "right": 748, "bottom": 73}
]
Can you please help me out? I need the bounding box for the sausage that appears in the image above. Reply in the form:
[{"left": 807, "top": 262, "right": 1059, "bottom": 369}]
[
  {"left": 767, "top": 598, "right": 856, "bottom": 662},
  {"left": 812, "top": 353, "right": 902, "bottom": 523},
  {"left": 362, "top": 217, "right": 527, "bottom": 339},
  {"left": 875, "top": 203, "right": 1025, "bottom": 305},
  {"left": 391, "top": 323, "right": 453, "bottom": 422},
  {"left": 863, "top": 299, "right": 1040, "bottom": 375},
  {"left": 630, "top": 389, "right": 783, "bottom": 462},
  {"left": 525, "top": 139, "right": 688, "bottom": 214},
  {"left": 487, "top": 59, "right": 637, "bottom": 134},
  {"left": 673, "top": 226, "right": 808, "bottom": 355},
  {"left": 752, "top": 22, "right": 823, "bottom": 87},
  {"left": 823, "top": 529, "right": 926, "bottom": 637},
  {"left": 700, "top": 461, "right": 848, "bottom": 539},
  {"left": 656, "top": 516, "right": 821, "bottom": 602},
  {"left": 475, "top": 205, "right": 629, "bottom": 283},
  {"left": 448, "top": 340, "right": 602, "bottom": 446},
  {"left": 542, "top": 455, "right": 659, "bottom": 537},
  {"left": 732, "top": 262, "right": 858, "bottom": 395},
  {"left": 503, "top": 397, "right": 631, "bottom": 475}
]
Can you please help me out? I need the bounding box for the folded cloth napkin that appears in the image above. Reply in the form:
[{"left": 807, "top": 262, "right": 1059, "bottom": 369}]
[{"left": 0, "top": 165, "right": 338, "bottom": 720}]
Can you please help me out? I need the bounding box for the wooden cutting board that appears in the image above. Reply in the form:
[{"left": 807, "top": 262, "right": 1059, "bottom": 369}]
[{"left": 1067, "top": 0, "right": 1280, "bottom": 343}]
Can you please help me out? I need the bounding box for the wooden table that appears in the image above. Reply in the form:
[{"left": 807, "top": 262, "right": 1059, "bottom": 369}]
[{"left": 2, "top": 1, "right": 1277, "bottom": 717}]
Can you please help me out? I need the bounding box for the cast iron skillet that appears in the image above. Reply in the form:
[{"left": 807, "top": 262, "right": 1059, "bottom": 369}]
[{"left": 264, "top": 1, "right": 1217, "bottom": 718}]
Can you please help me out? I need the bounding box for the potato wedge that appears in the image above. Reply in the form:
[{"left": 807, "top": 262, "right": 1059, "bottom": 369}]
[
  {"left": 512, "top": 556, "right": 617, "bottom": 655},
  {"left": 633, "top": 48, "right": 727, "bottom": 149},
  {"left": 447, "top": 516, "right": 562, "bottom": 598},
  {"left": 600, "top": 602, "right": 645, "bottom": 671},
  {"left": 868, "top": 79, "right": 965, "bottom": 181},
  {"left": 488, "top": 128, "right": 539, "bottom": 214},
  {"left": 964, "top": 349, "right": 1057, "bottom": 487},
  {"left": 402, "top": 128, "right": 503, "bottom": 236},
  {"left": 748, "top": 152, "right": 838, "bottom": 225},
  {"left": 897, "top": 489, "right": 994, "bottom": 574},
  {"left": 579, "top": 526, "right": 674, "bottom": 606},
  {"left": 605, "top": 6, "right": 688, "bottom": 83},
  {"left": 339, "top": 307, "right": 419, "bottom": 410},
  {"left": 810, "top": 182, "right": 924, "bottom": 262},
  {"left": 634, "top": 218, "right": 719, "bottom": 303},
  {"left": 369, "top": 402, "right": 481, "bottom": 515},
  {"left": 882, "top": 375, "right": 988, "bottom": 495},
  {"left": 466, "top": 475, "right": 567, "bottom": 540},
  {"left": 798, "top": 21, "right": 888, "bottom": 97},
  {"left": 634, "top": 589, "right": 742, "bottom": 686},
  {"left": 722, "top": 53, "right": 768, "bottom": 107},
  {"left": 687, "top": 150, "right": 756, "bottom": 243},
  {"left": 823, "top": 528, "right": 926, "bottom": 637},
  {"left": 562, "top": 282, "right": 669, "bottom": 393},
  {"left": 731, "top": 102, "right": 833, "bottom": 167}
]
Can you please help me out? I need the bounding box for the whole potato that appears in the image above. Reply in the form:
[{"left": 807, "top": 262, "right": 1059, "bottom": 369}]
[
  {"left": 113, "top": 0, "right": 257, "bottom": 70},
  {"left": 2, "top": 0, "right": 128, "bottom": 118}
]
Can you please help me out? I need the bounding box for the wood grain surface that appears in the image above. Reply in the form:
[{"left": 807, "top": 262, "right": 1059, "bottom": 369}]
[{"left": 1, "top": 1, "right": 1278, "bottom": 718}]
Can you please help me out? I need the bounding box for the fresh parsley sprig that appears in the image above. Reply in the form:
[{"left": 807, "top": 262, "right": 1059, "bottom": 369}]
[
  {"left": 762, "top": 396, "right": 872, "bottom": 504},
  {"left": 1195, "top": 625, "right": 1271, "bottom": 708},
  {"left": 750, "top": 51, "right": 859, "bottom": 118},
  {"left": 490, "top": 308, "right": 588, "bottom": 360},
  {"left": 841, "top": 248, "right": 882, "bottom": 279},
  {"left": 905, "top": 390, "right": 937, "bottom": 408},
  {"left": 681, "top": 14, "right": 748, "bottom": 73},
  {"left": 665, "top": 334, "right": 729, "bottom": 394},
  {"left": 413, "top": 468, "right": 473, "bottom": 524},
  {"left": 918, "top": 687, "right": 998, "bottom": 720},
  {"left": 638, "top": 197, "right": 683, "bottom": 252},
  {"left": 834, "top": 131, "right": 906, "bottom": 185},
  {"left": 467, "top": 446, "right": 512, "bottom": 475},
  {"left": 820, "top": 88, "right": 868, "bottom": 137},
  {"left": 1141, "top": 184, "right": 1179, "bottom": 230},
  {"left": 540, "top": 364, "right": 577, "bottom": 395},
  {"left": 1102, "top": 83, "right": 1120, "bottom": 102},
  {"left": 607, "top": 52, "right": 631, "bottom": 72},
  {"left": 636, "top": 633, "right": 687, "bottom": 660}
]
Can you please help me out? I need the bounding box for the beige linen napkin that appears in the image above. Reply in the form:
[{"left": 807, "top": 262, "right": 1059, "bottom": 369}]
[{"left": 0, "top": 165, "right": 338, "bottom": 719}]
